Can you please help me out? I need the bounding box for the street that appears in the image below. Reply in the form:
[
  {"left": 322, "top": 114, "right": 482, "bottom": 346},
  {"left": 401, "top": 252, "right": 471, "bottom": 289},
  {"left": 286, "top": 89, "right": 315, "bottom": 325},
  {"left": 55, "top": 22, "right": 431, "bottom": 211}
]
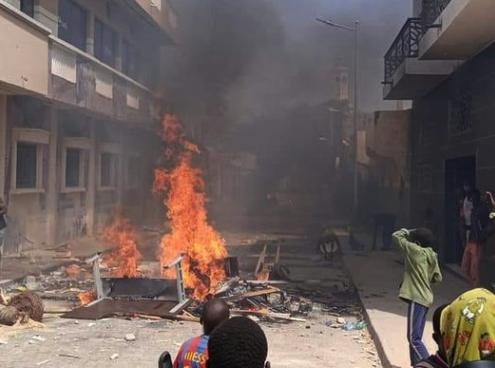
[{"left": 0, "top": 221, "right": 381, "bottom": 368}]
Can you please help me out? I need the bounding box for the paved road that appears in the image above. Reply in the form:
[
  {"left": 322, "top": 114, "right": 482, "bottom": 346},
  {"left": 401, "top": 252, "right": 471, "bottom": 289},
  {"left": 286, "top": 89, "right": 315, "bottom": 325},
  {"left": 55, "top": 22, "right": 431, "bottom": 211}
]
[{"left": 0, "top": 221, "right": 381, "bottom": 368}]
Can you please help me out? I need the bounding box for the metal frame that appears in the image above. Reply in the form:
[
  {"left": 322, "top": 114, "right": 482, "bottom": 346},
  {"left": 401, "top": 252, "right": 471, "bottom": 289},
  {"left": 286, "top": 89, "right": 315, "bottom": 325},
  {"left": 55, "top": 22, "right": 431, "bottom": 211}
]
[
  {"left": 384, "top": 18, "right": 424, "bottom": 83},
  {"left": 422, "top": 0, "right": 452, "bottom": 28},
  {"left": 87, "top": 252, "right": 189, "bottom": 312}
]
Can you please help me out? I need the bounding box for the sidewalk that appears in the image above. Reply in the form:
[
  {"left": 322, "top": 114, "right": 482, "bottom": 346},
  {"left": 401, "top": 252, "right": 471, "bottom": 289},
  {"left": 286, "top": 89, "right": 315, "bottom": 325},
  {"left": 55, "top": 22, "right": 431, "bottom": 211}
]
[{"left": 341, "top": 232, "right": 470, "bottom": 368}]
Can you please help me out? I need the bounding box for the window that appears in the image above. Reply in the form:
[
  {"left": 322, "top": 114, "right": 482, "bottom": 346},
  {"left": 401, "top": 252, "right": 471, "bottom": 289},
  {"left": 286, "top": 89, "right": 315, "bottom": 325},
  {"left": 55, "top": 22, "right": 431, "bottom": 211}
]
[
  {"left": 65, "top": 148, "right": 83, "bottom": 188},
  {"left": 448, "top": 91, "right": 473, "bottom": 137},
  {"left": 16, "top": 143, "right": 38, "bottom": 189},
  {"left": 100, "top": 152, "right": 118, "bottom": 188},
  {"left": 58, "top": 0, "right": 87, "bottom": 51},
  {"left": 20, "top": 0, "right": 34, "bottom": 18},
  {"left": 95, "top": 19, "right": 117, "bottom": 67},
  {"left": 126, "top": 156, "right": 141, "bottom": 189},
  {"left": 122, "top": 40, "right": 140, "bottom": 81}
]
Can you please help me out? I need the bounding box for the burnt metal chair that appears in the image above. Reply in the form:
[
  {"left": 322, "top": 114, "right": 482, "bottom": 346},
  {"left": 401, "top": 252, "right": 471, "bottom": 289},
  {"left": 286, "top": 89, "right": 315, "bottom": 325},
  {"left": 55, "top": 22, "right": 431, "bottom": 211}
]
[{"left": 158, "top": 351, "right": 172, "bottom": 368}]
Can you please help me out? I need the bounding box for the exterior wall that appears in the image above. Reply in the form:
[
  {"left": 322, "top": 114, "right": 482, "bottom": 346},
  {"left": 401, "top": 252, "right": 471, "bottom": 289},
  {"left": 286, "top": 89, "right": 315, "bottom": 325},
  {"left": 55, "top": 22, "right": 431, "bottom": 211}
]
[
  {"left": 410, "top": 41, "right": 495, "bottom": 282},
  {"left": 359, "top": 110, "right": 411, "bottom": 225},
  {"left": 0, "top": 0, "right": 170, "bottom": 253},
  {"left": 0, "top": 2, "right": 50, "bottom": 96},
  {"left": 0, "top": 96, "right": 159, "bottom": 253}
]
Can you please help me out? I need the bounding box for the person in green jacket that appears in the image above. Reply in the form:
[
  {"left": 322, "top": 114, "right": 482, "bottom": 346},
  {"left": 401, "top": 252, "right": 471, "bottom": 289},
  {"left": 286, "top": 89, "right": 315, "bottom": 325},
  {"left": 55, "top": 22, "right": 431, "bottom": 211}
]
[{"left": 393, "top": 228, "right": 443, "bottom": 367}]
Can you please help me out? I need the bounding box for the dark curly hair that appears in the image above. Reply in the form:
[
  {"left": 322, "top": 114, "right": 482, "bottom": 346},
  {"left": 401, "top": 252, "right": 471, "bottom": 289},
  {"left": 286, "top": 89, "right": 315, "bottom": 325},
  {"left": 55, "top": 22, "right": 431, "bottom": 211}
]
[
  {"left": 410, "top": 227, "right": 437, "bottom": 249},
  {"left": 207, "top": 317, "right": 268, "bottom": 368}
]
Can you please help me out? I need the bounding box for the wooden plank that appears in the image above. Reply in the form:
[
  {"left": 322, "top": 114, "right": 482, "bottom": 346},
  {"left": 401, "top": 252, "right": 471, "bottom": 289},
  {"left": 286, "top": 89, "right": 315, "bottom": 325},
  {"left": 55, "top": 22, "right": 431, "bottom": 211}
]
[
  {"left": 224, "top": 287, "right": 281, "bottom": 302},
  {"left": 214, "top": 277, "right": 240, "bottom": 295},
  {"left": 231, "top": 309, "right": 306, "bottom": 322},
  {"left": 275, "top": 244, "right": 281, "bottom": 264},
  {"left": 244, "top": 280, "right": 288, "bottom": 285},
  {"left": 254, "top": 245, "right": 267, "bottom": 275}
]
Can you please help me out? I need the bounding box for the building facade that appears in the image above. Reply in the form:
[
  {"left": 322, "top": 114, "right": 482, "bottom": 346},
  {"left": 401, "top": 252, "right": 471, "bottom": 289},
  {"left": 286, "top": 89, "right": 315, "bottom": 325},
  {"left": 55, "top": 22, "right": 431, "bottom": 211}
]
[
  {"left": 0, "top": 0, "right": 177, "bottom": 253},
  {"left": 383, "top": 0, "right": 495, "bottom": 281}
]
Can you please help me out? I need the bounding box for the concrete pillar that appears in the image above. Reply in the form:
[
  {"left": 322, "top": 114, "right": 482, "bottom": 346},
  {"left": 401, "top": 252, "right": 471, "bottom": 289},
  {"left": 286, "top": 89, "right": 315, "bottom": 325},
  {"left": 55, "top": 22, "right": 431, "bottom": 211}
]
[
  {"left": 0, "top": 95, "right": 7, "bottom": 199},
  {"left": 46, "top": 106, "right": 59, "bottom": 246},
  {"left": 86, "top": 120, "right": 96, "bottom": 236},
  {"left": 86, "top": 12, "right": 95, "bottom": 55},
  {"left": 116, "top": 131, "right": 125, "bottom": 207}
]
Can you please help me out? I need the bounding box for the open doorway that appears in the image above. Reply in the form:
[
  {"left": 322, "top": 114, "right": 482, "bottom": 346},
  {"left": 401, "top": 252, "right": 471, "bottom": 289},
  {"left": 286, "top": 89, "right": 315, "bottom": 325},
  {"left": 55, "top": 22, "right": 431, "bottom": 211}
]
[{"left": 444, "top": 155, "right": 476, "bottom": 264}]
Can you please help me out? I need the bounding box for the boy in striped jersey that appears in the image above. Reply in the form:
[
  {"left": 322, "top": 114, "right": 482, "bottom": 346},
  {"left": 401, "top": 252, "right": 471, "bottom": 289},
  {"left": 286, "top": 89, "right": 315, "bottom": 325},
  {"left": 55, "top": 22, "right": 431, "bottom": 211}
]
[{"left": 173, "top": 299, "right": 230, "bottom": 368}]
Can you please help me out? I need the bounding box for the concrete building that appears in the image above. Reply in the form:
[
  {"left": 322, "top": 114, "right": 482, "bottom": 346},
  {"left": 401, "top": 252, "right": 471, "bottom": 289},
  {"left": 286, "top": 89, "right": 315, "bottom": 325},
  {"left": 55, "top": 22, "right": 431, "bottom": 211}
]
[
  {"left": 357, "top": 110, "right": 411, "bottom": 225},
  {"left": 0, "top": 0, "right": 177, "bottom": 253},
  {"left": 383, "top": 0, "right": 495, "bottom": 280}
]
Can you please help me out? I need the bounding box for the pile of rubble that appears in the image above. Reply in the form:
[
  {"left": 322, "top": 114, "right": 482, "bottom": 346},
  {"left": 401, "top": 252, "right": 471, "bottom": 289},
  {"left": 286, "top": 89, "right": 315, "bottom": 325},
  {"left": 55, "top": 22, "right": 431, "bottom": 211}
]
[{"left": 184, "top": 277, "right": 313, "bottom": 322}]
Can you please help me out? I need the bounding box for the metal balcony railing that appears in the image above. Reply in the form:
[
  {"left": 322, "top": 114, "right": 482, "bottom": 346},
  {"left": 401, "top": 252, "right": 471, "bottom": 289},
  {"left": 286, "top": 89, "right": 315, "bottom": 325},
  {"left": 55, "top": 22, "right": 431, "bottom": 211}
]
[
  {"left": 384, "top": 18, "right": 424, "bottom": 82},
  {"left": 422, "top": 0, "right": 452, "bottom": 27}
]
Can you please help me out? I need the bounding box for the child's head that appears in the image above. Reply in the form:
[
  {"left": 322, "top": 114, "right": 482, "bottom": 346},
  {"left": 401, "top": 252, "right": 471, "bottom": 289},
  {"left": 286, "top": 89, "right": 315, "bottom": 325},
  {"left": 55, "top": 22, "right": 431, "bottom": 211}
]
[
  {"left": 432, "top": 304, "right": 448, "bottom": 356},
  {"left": 410, "top": 228, "right": 436, "bottom": 248}
]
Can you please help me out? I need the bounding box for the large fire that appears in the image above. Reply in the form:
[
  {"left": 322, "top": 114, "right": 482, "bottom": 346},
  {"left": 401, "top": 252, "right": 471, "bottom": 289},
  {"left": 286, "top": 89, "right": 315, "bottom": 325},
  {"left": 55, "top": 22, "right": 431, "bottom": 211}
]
[
  {"left": 103, "top": 211, "right": 142, "bottom": 278},
  {"left": 154, "top": 114, "right": 228, "bottom": 299}
]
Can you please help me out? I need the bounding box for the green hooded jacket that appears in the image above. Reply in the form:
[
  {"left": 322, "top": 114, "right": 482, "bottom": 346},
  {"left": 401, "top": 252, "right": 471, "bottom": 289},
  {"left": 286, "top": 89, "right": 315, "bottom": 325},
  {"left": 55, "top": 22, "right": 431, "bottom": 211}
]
[{"left": 393, "top": 228, "right": 442, "bottom": 307}]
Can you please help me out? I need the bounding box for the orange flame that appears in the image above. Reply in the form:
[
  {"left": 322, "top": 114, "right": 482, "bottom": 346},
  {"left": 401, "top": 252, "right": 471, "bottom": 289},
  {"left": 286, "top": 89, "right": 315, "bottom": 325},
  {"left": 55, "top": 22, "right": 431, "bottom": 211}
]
[
  {"left": 103, "top": 211, "right": 142, "bottom": 278},
  {"left": 154, "top": 114, "right": 228, "bottom": 299},
  {"left": 78, "top": 290, "right": 96, "bottom": 305}
]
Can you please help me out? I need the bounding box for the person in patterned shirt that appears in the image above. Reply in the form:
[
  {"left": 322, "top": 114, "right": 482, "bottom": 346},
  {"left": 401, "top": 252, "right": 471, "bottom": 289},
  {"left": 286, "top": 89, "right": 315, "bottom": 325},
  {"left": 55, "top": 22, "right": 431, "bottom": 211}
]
[{"left": 173, "top": 299, "right": 230, "bottom": 368}]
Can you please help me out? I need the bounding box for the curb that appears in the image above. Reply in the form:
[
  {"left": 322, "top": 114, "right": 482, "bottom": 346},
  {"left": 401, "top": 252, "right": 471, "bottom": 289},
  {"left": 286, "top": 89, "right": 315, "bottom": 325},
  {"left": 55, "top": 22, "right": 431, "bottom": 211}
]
[{"left": 340, "top": 250, "right": 393, "bottom": 368}]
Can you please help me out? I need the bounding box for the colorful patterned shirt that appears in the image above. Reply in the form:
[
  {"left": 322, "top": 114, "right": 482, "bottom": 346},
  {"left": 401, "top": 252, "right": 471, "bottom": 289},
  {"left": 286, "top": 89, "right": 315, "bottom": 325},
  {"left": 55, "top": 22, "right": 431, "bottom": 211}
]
[{"left": 173, "top": 335, "right": 209, "bottom": 368}]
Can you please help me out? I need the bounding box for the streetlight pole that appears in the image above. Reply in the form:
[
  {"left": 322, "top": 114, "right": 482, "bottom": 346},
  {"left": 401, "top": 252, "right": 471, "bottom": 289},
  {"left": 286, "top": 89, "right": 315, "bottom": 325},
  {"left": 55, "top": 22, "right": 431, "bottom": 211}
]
[{"left": 316, "top": 18, "right": 360, "bottom": 216}]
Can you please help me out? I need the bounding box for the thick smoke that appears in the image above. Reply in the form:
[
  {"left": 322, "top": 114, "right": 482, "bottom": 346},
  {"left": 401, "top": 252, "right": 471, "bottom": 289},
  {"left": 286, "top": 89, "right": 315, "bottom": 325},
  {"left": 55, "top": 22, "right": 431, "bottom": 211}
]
[{"left": 163, "top": 0, "right": 411, "bottom": 141}]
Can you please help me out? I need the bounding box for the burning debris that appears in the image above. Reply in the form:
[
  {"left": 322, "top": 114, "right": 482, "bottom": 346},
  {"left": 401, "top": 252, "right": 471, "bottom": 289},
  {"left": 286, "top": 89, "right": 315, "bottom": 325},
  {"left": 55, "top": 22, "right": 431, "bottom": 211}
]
[
  {"left": 154, "top": 114, "right": 228, "bottom": 299},
  {"left": 103, "top": 211, "right": 142, "bottom": 278}
]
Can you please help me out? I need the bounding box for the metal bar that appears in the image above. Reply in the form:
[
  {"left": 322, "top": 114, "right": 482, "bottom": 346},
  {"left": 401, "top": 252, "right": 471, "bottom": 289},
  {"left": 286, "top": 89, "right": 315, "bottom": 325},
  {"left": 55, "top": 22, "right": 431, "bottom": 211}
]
[
  {"left": 90, "top": 252, "right": 105, "bottom": 300},
  {"left": 174, "top": 258, "right": 186, "bottom": 303},
  {"left": 166, "top": 254, "right": 185, "bottom": 268}
]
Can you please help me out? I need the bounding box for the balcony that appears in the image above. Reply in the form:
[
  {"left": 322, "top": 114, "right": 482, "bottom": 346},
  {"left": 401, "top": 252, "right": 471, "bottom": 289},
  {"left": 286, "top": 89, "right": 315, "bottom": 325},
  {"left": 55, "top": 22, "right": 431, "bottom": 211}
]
[
  {"left": 383, "top": 18, "right": 456, "bottom": 100},
  {"left": 420, "top": 0, "right": 495, "bottom": 60},
  {"left": 49, "top": 37, "right": 154, "bottom": 125},
  {"left": 127, "top": 0, "right": 178, "bottom": 44},
  {"left": 0, "top": 2, "right": 49, "bottom": 96}
]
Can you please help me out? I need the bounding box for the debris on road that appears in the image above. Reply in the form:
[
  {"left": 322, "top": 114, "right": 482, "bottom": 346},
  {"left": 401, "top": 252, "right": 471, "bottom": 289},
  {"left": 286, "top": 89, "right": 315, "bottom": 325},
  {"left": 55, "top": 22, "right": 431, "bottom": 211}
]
[
  {"left": 35, "top": 359, "right": 50, "bottom": 366},
  {"left": 125, "top": 333, "right": 136, "bottom": 342}
]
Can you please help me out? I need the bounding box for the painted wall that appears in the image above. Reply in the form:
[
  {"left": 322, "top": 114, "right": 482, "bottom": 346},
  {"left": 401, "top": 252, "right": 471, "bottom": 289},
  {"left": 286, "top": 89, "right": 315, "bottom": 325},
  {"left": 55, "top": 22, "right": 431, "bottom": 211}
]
[{"left": 0, "top": 3, "right": 49, "bottom": 96}]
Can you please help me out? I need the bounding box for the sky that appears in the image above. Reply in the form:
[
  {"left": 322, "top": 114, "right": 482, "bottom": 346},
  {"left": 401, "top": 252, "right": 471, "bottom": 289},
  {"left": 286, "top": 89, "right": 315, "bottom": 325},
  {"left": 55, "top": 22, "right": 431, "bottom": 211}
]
[{"left": 164, "top": 0, "right": 412, "bottom": 135}]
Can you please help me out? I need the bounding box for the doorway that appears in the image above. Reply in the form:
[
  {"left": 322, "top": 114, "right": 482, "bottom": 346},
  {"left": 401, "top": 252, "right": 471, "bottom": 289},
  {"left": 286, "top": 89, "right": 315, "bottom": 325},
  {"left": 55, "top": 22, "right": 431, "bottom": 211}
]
[{"left": 444, "top": 155, "right": 476, "bottom": 264}]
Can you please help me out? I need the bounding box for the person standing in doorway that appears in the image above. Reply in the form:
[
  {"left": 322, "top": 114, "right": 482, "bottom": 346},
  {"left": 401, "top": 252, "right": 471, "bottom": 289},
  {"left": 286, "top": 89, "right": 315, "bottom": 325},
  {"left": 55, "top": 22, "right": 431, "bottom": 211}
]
[
  {"left": 393, "top": 228, "right": 442, "bottom": 367},
  {"left": 0, "top": 197, "right": 7, "bottom": 279},
  {"left": 462, "top": 189, "right": 491, "bottom": 287},
  {"left": 461, "top": 181, "right": 476, "bottom": 246}
]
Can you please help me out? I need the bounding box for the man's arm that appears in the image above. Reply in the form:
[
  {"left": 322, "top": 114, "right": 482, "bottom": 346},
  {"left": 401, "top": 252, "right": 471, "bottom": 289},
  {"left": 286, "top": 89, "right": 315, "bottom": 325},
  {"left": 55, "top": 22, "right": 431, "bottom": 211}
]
[
  {"left": 392, "top": 228, "right": 421, "bottom": 254},
  {"left": 431, "top": 260, "right": 442, "bottom": 284}
]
